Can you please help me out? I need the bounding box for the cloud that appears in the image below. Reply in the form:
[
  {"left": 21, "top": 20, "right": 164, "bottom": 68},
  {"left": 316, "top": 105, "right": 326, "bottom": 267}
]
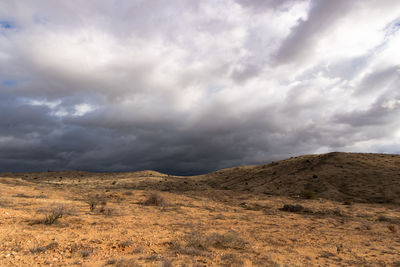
[
  {"left": 274, "top": 0, "right": 356, "bottom": 65},
  {"left": 0, "top": 0, "right": 400, "bottom": 174}
]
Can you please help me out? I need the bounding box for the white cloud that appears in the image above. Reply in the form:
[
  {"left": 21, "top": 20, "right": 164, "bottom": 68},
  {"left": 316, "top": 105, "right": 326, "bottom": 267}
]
[{"left": 73, "top": 103, "right": 96, "bottom": 117}]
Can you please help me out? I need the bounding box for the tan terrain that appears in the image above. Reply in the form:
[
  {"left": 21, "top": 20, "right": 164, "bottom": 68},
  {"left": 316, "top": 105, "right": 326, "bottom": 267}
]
[{"left": 0, "top": 152, "right": 399, "bottom": 266}]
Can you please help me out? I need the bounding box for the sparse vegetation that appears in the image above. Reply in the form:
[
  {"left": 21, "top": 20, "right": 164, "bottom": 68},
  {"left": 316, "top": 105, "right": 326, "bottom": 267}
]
[
  {"left": 388, "top": 225, "right": 397, "bottom": 233},
  {"left": 220, "top": 253, "right": 244, "bottom": 266},
  {"left": 159, "top": 258, "right": 173, "bottom": 267},
  {"left": 29, "top": 242, "right": 58, "bottom": 254},
  {"left": 118, "top": 240, "right": 133, "bottom": 248},
  {"left": 144, "top": 192, "right": 167, "bottom": 206},
  {"left": 30, "top": 205, "right": 67, "bottom": 225},
  {"left": 206, "top": 231, "right": 248, "bottom": 249},
  {"left": 13, "top": 193, "right": 46, "bottom": 199},
  {"left": 182, "top": 230, "right": 247, "bottom": 252},
  {"left": 104, "top": 258, "right": 140, "bottom": 267},
  {"left": 301, "top": 189, "right": 316, "bottom": 199},
  {"left": 280, "top": 204, "right": 305, "bottom": 213},
  {"left": 79, "top": 249, "right": 93, "bottom": 258},
  {"left": 44, "top": 206, "right": 65, "bottom": 225},
  {"left": 84, "top": 194, "right": 107, "bottom": 212}
]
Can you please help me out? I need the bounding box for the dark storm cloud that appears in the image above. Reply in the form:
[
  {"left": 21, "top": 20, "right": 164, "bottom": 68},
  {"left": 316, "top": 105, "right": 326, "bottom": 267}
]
[{"left": 1, "top": 0, "right": 400, "bottom": 174}]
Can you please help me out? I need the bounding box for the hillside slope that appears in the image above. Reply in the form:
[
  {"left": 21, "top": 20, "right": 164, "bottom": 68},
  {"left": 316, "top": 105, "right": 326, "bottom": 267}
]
[
  {"left": 200, "top": 152, "right": 400, "bottom": 203},
  {"left": 2, "top": 152, "right": 399, "bottom": 204}
]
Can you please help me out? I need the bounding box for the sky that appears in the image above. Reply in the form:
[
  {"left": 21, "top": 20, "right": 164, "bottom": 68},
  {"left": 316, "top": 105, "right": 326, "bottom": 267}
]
[{"left": 0, "top": 0, "right": 400, "bottom": 175}]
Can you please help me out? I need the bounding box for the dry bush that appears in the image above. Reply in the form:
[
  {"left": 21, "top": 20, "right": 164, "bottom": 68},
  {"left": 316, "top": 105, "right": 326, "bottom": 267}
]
[
  {"left": 44, "top": 206, "right": 65, "bottom": 225},
  {"left": 79, "top": 249, "right": 93, "bottom": 258},
  {"left": 30, "top": 205, "right": 67, "bottom": 225},
  {"left": 388, "top": 225, "right": 397, "bottom": 233},
  {"left": 29, "top": 246, "right": 47, "bottom": 254},
  {"left": 29, "top": 242, "right": 58, "bottom": 254},
  {"left": 99, "top": 206, "right": 116, "bottom": 216},
  {"left": 13, "top": 193, "right": 47, "bottom": 199},
  {"left": 118, "top": 240, "right": 133, "bottom": 248},
  {"left": 144, "top": 193, "right": 168, "bottom": 206},
  {"left": 0, "top": 199, "right": 12, "bottom": 208},
  {"left": 280, "top": 204, "right": 305, "bottom": 213},
  {"left": 319, "top": 251, "right": 335, "bottom": 258},
  {"left": 206, "top": 231, "right": 247, "bottom": 250},
  {"left": 181, "top": 230, "right": 248, "bottom": 254},
  {"left": 84, "top": 194, "right": 107, "bottom": 212},
  {"left": 159, "top": 259, "right": 173, "bottom": 267},
  {"left": 169, "top": 234, "right": 205, "bottom": 256},
  {"left": 254, "top": 255, "right": 280, "bottom": 267},
  {"left": 123, "top": 191, "right": 133, "bottom": 196},
  {"left": 220, "top": 253, "right": 244, "bottom": 266},
  {"left": 378, "top": 215, "right": 391, "bottom": 222},
  {"left": 301, "top": 190, "right": 316, "bottom": 199},
  {"left": 104, "top": 258, "right": 140, "bottom": 267},
  {"left": 185, "top": 232, "right": 207, "bottom": 250},
  {"left": 377, "top": 215, "right": 400, "bottom": 224}
]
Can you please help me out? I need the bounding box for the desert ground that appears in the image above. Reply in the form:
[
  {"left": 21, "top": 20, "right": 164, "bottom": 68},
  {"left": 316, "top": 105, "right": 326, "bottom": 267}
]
[{"left": 1, "top": 152, "right": 400, "bottom": 266}]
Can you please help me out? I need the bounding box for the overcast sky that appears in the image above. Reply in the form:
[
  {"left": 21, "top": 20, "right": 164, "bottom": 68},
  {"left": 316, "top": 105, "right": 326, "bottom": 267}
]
[{"left": 1, "top": 0, "right": 400, "bottom": 174}]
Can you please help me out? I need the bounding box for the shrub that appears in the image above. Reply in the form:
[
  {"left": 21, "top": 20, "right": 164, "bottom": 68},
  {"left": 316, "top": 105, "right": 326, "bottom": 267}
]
[
  {"left": 301, "top": 190, "right": 316, "bottom": 199},
  {"left": 378, "top": 215, "right": 391, "bottom": 222},
  {"left": 30, "top": 205, "right": 66, "bottom": 225},
  {"left": 183, "top": 230, "right": 247, "bottom": 251},
  {"left": 79, "top": 249, "right": 93, "bottom": 258},
  {"left": 220, "top": 253, "right": 244, "bottom": 266},
  {"left": 144, "top": 193, "right": 167, "bottom": 206},
  {"left": 118, "top": 240, "right": 133, "bottom": 248},
  {"left": 29, "top": 246, "right": 47, "bottom": 254},
  {"left": 159, "top": 259, "right": 173, "bottom": 267},
  {"left": 185, "top": 232, "right": 206, "bottom": 250},
  {"left": 105, "top": 258, "right": 140, "bottom": 267},
  {"left": 206, "top": 231, "right": 247, "bottom": 249},
  {"left": 29, "top": 242, "right": 58, "bottom": 254},
  {"left": 102, "top": 207, "right": 116, "bottom": 216},
  {"left": 280, "top": 204, "right": 305, "bottom": 213},
  {"left": 84, "top": 194, "right": 107, "bottom": 212},
  {"left": 388, "top": 225, "right": 397, "bottom": 233},
  {"left": 104, "top": 258, "right": 140, "bottom": 267},
  {"left": 43, "top": 206, "right": 65, "bottom": 225},
  {"left": 13, "top": 193, "right": 46, "bottom": 199}
]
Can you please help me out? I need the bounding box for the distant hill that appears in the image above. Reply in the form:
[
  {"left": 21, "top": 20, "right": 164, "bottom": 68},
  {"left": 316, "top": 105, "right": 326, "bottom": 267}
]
[
  {"left": 200, "top": 152, "right": 400, "bottom": 204},
  {"left": 2, "top": 152, "right": 400, "bottom": 204}
]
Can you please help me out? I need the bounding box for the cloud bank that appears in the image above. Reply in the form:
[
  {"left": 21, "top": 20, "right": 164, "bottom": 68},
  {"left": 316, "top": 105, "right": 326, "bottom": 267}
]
[{"left": 1, "top": 0, "right": 400, "bottom": 174}]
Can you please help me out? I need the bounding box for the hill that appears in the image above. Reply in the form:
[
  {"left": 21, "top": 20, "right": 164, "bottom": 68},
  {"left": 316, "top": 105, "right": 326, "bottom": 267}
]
[
  {"left": 200, "top": 152, "right": 400, "bottom": 203},
  {"left": 3, "top": 152, "right": 400, "bottom": 204}
]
